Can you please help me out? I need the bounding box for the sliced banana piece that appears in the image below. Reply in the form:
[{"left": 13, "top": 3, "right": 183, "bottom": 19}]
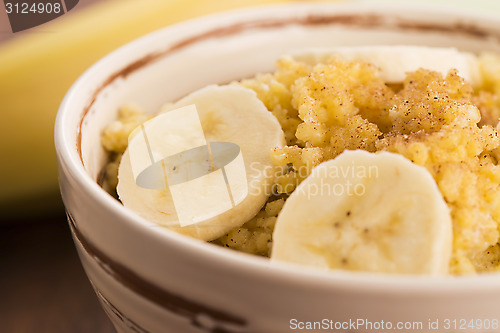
[
  {"left": 117, "top": 85, "right": 285, "bottom": 241},
  {"left": 271, "top": 150, "right": 452, "bottom": 275},
  {"left": 291, "top": 45, "right": 480, "bottom": 85}
]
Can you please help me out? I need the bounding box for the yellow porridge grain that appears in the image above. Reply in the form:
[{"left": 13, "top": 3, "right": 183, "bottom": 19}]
[{"left": 101, "top": 52, "right": 500, "bottom": 274}]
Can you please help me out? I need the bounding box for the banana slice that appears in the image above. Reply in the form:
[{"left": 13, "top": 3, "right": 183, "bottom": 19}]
[
  {"left": 271, "top": 150, "right": 452, "bottom": 275},
  {"left": 117, "top": 85, "right": 285, "bottom": 241},
  {"left": 291, "top": 46, "right": 480, "bottom": 85}
]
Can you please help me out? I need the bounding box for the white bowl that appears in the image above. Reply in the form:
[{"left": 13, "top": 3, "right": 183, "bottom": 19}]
[{"left": 55, "top": 3, "right": 500, "bottom": 333}]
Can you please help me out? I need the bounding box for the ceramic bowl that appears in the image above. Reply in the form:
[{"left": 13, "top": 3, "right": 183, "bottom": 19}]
[{"left": 55, "top": 3, "right": 500, "bottom": 333}]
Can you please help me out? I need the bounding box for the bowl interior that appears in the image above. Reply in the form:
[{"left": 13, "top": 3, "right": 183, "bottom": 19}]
[{"left": 62, "top": 2, "right": 500, "bottom": 285}]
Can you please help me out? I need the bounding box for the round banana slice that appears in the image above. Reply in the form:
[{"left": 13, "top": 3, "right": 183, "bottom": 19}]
[
  {"left": 117, "top": 85, "right": 285, "bottom": 241},
  {"left": 271, "top": 150, "right": 452, "bottom": 275},
  {"left": 291, "top": 46, "right": 480, "bottom": 85}
]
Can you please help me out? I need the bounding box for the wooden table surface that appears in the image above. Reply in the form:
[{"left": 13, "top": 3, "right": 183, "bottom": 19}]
[{"left": 0, "top": 217, "right": 116, "bottom": 333}]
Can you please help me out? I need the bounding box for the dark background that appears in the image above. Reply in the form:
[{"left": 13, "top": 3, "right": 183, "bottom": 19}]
[{"left": 0, "top": 219, "right": 115, "bottom": 332}]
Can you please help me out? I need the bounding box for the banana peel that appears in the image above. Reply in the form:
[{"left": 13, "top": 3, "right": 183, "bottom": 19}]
[{"left": 0, "top": 0, "right": 311, "bottom": 220}]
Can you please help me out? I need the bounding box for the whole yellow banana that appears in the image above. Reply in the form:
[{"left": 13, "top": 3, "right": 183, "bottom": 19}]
[{"left": 0, "top": 0, "right": 298, "bottom": 219}]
